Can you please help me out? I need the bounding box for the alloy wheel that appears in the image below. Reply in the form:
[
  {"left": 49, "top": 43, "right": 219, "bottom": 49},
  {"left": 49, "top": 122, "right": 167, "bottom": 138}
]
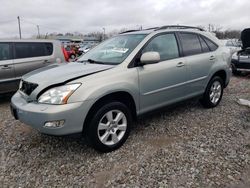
[
  {"left": 209, "top": 81, "right": 222, "bottom": 104},
  {"left": 97, "top": 110, "right": 127, "bottom": 146}
]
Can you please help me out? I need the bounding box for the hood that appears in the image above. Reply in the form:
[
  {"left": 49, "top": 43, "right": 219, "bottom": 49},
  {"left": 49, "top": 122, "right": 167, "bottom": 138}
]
[
  {"left": 23, "top": 62, "right": 115, "bottom": 86},
  {"left": 241, "top": 28, "right": 250, "bottom": 49}
]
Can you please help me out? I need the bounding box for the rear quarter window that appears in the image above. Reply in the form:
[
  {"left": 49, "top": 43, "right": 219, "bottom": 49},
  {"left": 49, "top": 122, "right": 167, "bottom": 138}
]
[
  {"left": 199, "top": 36, "right": 210, "bottom": 53},
  {"left": 45, "top": 43, "right": 53, "bottom": 55},
  {"left": 202, "top": 36, "right": 218, "bottom": 51}
]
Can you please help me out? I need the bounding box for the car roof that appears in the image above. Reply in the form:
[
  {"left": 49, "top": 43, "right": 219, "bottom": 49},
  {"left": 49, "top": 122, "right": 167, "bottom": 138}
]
[
  {"left": 120, "top": 25, "right": 220, "bottom": 45},
  {"left": 121, "top": 28, "right": 204, "bottom": 35},
  {"left": 0, "top": 39, "right": 58, "bottom": 43},
  {"left": 120, "top": 25, "right": 205, "bottom": 35}
]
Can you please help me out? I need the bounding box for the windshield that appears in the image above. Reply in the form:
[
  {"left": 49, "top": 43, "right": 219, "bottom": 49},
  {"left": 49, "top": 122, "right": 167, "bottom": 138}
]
[{"left": 78, "top": 34, "right": 146, "bottom": 65}]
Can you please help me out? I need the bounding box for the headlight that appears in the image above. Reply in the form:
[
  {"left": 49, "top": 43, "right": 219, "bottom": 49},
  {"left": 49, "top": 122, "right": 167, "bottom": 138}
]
[{"left": 38, "top": 83, "right": 81, "bottom": 104}]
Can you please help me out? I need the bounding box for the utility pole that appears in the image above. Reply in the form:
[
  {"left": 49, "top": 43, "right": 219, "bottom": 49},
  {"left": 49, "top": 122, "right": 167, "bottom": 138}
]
[
  {"left": 17, "top": 16, "right": 22, "bottom": 39},
  {"left": 37, "top": 25, "right": 40, "bottom": 38},
  {"left": 103, "top": 27, "right": 105, "bottom": 41}
]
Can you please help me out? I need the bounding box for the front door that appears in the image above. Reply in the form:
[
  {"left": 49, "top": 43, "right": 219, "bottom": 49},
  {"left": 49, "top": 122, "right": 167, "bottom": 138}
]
[{"left": 138, "top": 33, "right": 188, "bottom": 113}]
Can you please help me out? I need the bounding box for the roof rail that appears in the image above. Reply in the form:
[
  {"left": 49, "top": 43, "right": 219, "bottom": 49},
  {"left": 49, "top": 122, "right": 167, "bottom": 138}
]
[
  {"left": 119, "top": 30, "right": 141, "bottom": 34},
  {"left": 155, "top": 25, "right": 205, "bottom": 31},
  {"left": 144, "top": 27, "right": 159, "bottom": 30}
]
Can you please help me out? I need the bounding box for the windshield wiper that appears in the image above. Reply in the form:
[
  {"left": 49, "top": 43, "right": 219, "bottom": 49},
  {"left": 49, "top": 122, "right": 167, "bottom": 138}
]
[
  {"left": 78, "top": 59, "right": 105, "bottom": 64},
  {"left": 77, "top": 59, "right": 118, "bottom": 65},
  {"left": 87, "top": 59, "right": 105, "bottom": 64}
]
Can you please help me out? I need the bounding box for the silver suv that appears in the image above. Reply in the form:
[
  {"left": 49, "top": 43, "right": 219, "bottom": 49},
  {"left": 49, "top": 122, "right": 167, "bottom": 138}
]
[
  {"left": 11, "top": 26, "right": 231, "bottom": 152},
  {"left": 0, "top": 39, "right": 65, "bottom": 94}
]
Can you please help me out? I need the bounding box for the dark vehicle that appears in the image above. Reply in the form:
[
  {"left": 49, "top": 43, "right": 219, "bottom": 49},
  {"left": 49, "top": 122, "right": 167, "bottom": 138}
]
[{"left": 231, "top": 28, "right": 250, "bottom": 75}]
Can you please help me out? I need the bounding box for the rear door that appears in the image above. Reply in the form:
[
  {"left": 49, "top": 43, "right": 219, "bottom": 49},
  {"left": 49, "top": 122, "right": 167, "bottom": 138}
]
[
  {"left": 0, "top": 42, "right": 18, "bottom": 93},
  {"left": 178, "top": 32, "right": 218, "bottom": 95},
  {"left": 13, "top": 42, "right": 54, "bottom": 79}
]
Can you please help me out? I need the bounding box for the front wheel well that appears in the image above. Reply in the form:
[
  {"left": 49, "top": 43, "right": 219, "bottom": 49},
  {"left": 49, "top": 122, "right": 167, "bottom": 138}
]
[{"left": 82, "top": 91, "right": 137, "bottom": 134}]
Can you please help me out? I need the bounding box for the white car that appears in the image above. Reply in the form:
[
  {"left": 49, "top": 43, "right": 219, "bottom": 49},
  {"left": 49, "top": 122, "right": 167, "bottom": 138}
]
[
  {"left": 220, "top": 39, "right": 241, "bottom": 55},
  {"left": 78, "top": 45, "right": 92, "bottom": 54}
]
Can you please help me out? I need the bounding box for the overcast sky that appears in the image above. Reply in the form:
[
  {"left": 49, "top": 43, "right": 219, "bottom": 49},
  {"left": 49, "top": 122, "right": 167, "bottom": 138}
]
[{"left": 0, "top": 0, "right": 249, "bottom": 38}]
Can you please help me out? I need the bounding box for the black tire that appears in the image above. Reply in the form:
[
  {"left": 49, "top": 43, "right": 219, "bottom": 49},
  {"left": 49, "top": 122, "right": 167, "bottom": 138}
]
[
  {"left": 200, "top": 76, "right": 224, "bottom": 108},
  {"left": 85, "top": 101, "right": 132, "bottom": 152}
]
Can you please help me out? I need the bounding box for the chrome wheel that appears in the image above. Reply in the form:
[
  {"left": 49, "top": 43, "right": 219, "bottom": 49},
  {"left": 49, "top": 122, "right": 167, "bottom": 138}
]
[
  {"left": 97, "top": 110, "right": 127, "bottom": 146},
  {"left": 209, "top": 81, "right": 222, "bottom": 104}
]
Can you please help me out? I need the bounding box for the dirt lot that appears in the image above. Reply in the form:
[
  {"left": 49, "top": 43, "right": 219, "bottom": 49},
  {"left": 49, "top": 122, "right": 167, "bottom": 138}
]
[{"left": 0, "top": 75, "right": 250, "bottom": 188}]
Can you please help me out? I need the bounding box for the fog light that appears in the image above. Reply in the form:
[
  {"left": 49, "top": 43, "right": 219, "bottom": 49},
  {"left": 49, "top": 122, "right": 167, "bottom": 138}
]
[{"left": 44, "top": 120, "right": 65, "bottom": 128}]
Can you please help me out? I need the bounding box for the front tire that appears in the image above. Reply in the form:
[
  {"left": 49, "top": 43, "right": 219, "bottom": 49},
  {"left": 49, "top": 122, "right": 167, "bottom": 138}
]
[
  {"left": 85, "top": 101, "right": 132, "bottom": 152},
  {"left": 200, "top": 76, "right": 224, "bottom": 108}
]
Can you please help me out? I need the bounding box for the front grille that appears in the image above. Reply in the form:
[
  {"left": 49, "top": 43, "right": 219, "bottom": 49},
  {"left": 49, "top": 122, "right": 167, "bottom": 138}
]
[{"left": 20, "top": 80, "right": 38, "bottom": 95}]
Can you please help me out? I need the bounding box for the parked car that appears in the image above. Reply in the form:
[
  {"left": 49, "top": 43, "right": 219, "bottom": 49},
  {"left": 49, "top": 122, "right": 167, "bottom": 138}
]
[
  {"left": 231, "top": 28, "right": 250, "bottom": 75},
  {"left": 78, "top": 44, "right": 96, "bottom": 54},
  {"left": 11, "top": 25, "right": 231, "bottom": 152},
  {"left": 64, "top": 46, "right": 77, "bottom": 59},
  {"left": 78, "top": 45, "right": 90, "bottom": 54},
  {"left": 0, "top": 40, "right": 66, "bottom": 94},
  {"left": 220, "top": 39, "right": 241, "bottom": 55}
]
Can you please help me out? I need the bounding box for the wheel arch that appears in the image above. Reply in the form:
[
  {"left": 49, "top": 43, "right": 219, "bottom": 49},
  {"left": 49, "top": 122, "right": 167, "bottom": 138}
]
[
  {"left": 210, "top": 70, "right": 227, "bottom": 88},
  {"left": 82, "top": 91, "right": 137, "bottom": 134}
]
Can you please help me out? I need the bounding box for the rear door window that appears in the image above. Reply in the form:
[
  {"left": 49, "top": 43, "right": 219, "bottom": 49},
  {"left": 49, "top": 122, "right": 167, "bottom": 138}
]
[
  {"left": 179, "top": 33, "right": 202, "bottom": 56},
  {"left": 15, "top": 42, "right": 51, "bottom": 59},
  {"left": 31, "top": 43, "right": 46, "bottom": 57},
  {"left": 15, "top": 43, "right": 30, "bottom": 59},
  {"left": 0, "top": 43, "right": 12, "bottom": 61}
]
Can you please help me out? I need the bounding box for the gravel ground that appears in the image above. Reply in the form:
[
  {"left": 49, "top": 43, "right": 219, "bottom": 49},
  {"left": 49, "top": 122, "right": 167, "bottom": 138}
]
[{"left": 0, "top": 75, "right": 250, "bottom": 188}]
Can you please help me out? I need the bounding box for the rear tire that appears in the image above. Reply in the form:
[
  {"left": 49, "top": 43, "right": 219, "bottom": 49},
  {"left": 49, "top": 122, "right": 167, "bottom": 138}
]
[
  {"left": 85, "top": 101, "right": 132, "bottom": 152},
  {"left": 200, "top": 76, "right": 224, "bottom": 108}
]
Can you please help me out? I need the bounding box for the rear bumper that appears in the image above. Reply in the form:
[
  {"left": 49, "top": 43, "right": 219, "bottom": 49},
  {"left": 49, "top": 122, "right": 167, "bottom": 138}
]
[{"left": 11, "top": 92, "right": 93, "bottom": 136}]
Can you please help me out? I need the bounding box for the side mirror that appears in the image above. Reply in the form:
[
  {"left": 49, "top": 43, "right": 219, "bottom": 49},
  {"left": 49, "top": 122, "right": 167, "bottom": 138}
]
[{"left": 140, "top": 52, "right": 160, "bottom": 65}]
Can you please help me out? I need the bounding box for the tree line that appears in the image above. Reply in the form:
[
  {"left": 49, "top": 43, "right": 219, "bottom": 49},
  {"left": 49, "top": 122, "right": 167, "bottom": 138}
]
[{"left": 34, "top": 25, "right": 242, "bottom": 40}]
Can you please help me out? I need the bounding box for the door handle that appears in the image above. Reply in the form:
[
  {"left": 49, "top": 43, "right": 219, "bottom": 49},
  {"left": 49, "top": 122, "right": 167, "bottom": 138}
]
[
  {"left": 176, "top": 62, "right": 185, "bottom": 67},
  {"left": 209, "top": 56, "right": 216, "bottom": 61},
  {"left": 1, "top": 65, "right": 11, "bottom": 70},
  {"left": 43, "top": 60, "right": 49, "bottom": 64}
]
